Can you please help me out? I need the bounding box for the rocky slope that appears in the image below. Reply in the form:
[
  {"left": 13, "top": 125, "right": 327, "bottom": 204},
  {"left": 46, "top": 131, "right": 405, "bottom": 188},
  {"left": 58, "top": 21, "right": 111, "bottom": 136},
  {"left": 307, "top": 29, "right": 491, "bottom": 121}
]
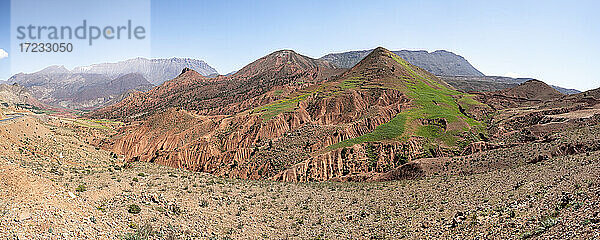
[
  {"left": 0, "top": 83, "right": 43, "bottom": 108},
  {"left": 2, "top": 111, "right": 599, "bottom": 238},
  {"left": 72, "top": 57, "right": 218, "bottom": 85},
  {"left": 440, "top": 76, "right": 580, "bottom": 95},
  {"left": 497, "top": 79, "right": 565, "bottom": 101},
  {"left": 321, "top": 49, "right": 484, "bottom": 76},
  {"left": 92, "top": 48, "right": 597, "bottom": 183},
  {"left": 69, "top": 73, "right": 154, "bottom": 110},
  {"left": 94, "top": 47, "right": 488, "bottom": 182},
  {"left": 3, "top": 86, "right": 600, "bottom": 239},
  {"left": 7, "top": 67, "right": 154, "bottom": 110},
  {"left": 473, "top": 80, "right": 566, "bottom": 110}
]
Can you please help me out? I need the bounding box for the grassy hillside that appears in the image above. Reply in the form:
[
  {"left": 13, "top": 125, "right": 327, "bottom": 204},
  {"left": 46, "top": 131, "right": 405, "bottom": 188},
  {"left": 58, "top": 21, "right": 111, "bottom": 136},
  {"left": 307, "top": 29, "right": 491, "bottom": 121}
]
[
  {"left": 330, "top": 51, "right": 485, "bottom": 149},
  {"left": 250, "top": 48, "right": 486, "bottom": 153}
]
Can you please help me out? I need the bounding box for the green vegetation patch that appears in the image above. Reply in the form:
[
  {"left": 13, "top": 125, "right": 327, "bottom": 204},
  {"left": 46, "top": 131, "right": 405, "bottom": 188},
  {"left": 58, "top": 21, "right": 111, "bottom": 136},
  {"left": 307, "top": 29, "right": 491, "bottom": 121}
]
[
  {"left": 329, "top": 110, "right": 409, "bottom": 149},
  {"left": 273, "top": 89, "right": 284, "bottom": 96},
  {"left": 339, "top": 76, "right": 365, "bottom": 90},
  {"left": 69, "top": 119, "right": 113, "bottom": 130},
  {"left": 254, "top": 93, "right": 311, "bottom": 121},
  {"left": 75, "top": 185, "right": 86, "bottom": 192},
  {"left": 329, "top": 52, "right": 484, "bottom": 150},
  {"left": 128, "top": 204, "right": 141, "bottom": 214}
]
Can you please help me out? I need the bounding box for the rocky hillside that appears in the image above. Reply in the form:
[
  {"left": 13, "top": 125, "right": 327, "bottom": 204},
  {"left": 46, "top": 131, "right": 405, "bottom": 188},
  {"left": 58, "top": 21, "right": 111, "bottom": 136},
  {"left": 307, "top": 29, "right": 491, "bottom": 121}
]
[
  {"left": 0, "top": 83, "right": 48, "bottom": 111},
  {"left": 321, "top": 49, "right": 484, "bottom": 76},
  {"left": 69, "top": 73, "right": 154, "bottom": 110},
  {"left": 3, "top": 111, "right": 600, "bottom": 238},
  {"left": 7, "top": 67, "right": 154, "bottom": 110},
  {"left": 497, "top": 79, "right": 565, "bottom": 101},
  {"left": 473, "top": 80, "right": 565, "bottom": 110},
  {"left": 72, "top": 57, "right": 218, "bottom": 85},
  {"left": 0, "top": 84, "right": 41, "bottom": 107},
  {"left": 440, "top": 76, "right": 580, "bottom": 95},
  {"left": 94, "top": 47, "right": 488, "bottom": 182}
]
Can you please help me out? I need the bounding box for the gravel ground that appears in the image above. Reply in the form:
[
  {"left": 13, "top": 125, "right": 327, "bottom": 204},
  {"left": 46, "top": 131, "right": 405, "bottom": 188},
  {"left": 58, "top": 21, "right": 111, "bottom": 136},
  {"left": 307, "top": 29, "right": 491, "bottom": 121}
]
[{"left": 1, "top": 116, "right": 599, "bottom": 239}]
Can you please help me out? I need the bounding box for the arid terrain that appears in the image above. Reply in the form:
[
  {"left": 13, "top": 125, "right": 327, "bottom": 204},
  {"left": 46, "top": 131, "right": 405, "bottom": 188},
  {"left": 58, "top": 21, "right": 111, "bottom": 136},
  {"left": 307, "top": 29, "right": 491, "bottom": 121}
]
[
  {"left": 1, "top": 48, "right": 599, "bottom": 239},
  {"left": 1, "top": 111, "right": 599, "bottom": 239}
]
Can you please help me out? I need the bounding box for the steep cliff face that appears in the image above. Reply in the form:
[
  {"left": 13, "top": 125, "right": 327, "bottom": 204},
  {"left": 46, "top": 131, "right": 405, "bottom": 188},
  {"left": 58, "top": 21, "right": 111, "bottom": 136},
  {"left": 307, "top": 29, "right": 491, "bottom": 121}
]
[{"left": 100, "top": 47, "right": 487, "bottom": 182}]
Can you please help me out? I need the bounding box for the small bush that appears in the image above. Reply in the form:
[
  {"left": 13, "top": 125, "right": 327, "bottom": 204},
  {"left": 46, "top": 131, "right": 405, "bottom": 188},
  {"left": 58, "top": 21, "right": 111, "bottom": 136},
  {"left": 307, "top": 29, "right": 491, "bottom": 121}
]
[
  {"left": 128, "top": 204, "right": 141, "bottom": 214},
  {"left": 122, "top": 223, "right": 152, "bottom": 240},
  {"left": 132, "top": 177, "right": 139, "bottom": 182},
  {"left": 75, "top": 185, "right": 86, "bottom": 192},
  {"left": 138, "top": 173, "right": 146, "bottom": 177}
]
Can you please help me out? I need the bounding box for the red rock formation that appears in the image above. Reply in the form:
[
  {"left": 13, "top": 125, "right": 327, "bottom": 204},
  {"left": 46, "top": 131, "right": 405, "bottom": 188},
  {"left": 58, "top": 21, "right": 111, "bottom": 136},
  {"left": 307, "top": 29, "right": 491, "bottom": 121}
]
[{"left": 97, "top": 47, "right": 487, "bottom": 182}]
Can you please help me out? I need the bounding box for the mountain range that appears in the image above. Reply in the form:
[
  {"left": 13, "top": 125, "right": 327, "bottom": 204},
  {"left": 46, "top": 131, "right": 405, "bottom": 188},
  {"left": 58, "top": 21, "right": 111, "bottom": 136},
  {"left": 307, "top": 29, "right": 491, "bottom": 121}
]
[
  {"left": 440, "top": 75, "right": 580, "bottom": 95},
  {"left": 71, "top": 57, "right": 219, "bottom": 85},
  {"left": 90, "top": 47, "right": 598, "bottom": 182},
  {"left": 90, "top": 50, "right": 342, "bottom": 120},
  {"left": 4, "top": 49, "right": 581, "bottom": 113},
  {"left": 6, "top": 57, "right": 218, "bottom": 110},
  {"left": 320, "top": 49, "right": 484, "bottom": 76},
  {"left": 92, "top": 47, "right": 489, "bottom": 181}
]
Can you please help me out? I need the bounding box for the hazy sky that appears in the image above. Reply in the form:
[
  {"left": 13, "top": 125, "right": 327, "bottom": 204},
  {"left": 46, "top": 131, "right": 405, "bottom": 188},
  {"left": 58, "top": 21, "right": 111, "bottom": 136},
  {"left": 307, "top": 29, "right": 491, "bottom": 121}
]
[{"left": 1, "top": 0, "right": 599, "bottom": 91}]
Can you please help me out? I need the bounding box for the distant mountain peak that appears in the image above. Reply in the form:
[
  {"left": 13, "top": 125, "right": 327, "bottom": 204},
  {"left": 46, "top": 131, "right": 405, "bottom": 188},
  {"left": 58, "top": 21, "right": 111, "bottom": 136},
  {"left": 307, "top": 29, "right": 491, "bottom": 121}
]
[
  {"left": 272, "top": 49, "right": 297, "bottom": 54},
  {"left": 343, "top": 46, "right": 450, "bottom": 89},
  {"left": 38, "top": 65, "right": 71, "bottom": 74},
  {"left": 181, "top": 67, "right": 193, "bottom": 74},
  {"left": 177, "top": 67, "right": 205, "bottom": 79}
]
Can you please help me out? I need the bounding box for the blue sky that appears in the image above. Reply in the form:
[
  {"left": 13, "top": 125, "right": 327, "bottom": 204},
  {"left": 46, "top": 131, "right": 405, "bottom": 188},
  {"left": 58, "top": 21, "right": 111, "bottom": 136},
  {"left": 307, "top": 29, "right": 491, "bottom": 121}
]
[
  {"left": 1, "top": 0, "right": 599, "bottom": 91},
  {"left": 0, "top": 0, "right": 8, "bottom": 79}
]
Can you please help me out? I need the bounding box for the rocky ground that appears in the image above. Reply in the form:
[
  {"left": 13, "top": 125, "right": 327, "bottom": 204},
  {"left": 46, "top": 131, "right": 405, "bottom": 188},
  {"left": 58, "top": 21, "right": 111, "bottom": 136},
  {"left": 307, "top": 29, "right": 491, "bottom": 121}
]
[{"left": 1, "top": 114, "right": 599, "bottom": 239}]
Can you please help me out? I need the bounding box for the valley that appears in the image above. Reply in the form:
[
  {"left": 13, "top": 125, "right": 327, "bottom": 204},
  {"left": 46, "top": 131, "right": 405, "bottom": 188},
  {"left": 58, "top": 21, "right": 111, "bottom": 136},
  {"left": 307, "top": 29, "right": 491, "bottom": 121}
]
[
  {"left": 1, "top": 47, "right": 599, "bottom": 239},
  {"left": 1, "top": 111, "right": 599, "bottom": 239}
]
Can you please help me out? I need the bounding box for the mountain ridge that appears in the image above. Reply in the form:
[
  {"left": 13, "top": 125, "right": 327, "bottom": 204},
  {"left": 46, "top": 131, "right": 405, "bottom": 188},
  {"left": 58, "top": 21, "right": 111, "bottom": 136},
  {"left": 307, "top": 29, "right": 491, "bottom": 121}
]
[
  {"left": 71, "top": 57, "right": 218, "bottom": 84},
  {"left": 94, "top": 47, "right": 489, "bottom": 182},
  {"left": 440, "top": 75, "right": 580, "bottom": 95},
  {"left": 90, "top": 49, "right": 342, "bottom": 120},
  {"left": 320, "top": 48, "right": 484, "bottom": 76}
]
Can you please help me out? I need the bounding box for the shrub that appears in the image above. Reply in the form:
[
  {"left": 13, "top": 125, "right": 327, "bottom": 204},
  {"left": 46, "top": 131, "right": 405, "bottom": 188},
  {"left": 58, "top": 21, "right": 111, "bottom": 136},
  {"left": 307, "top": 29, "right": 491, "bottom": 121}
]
[
  {"left": 128, "top": 204, "right": 141, "bottom": 214},
  {"left": 122, "top": 223, "right": 152, "bottom": 240}
]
